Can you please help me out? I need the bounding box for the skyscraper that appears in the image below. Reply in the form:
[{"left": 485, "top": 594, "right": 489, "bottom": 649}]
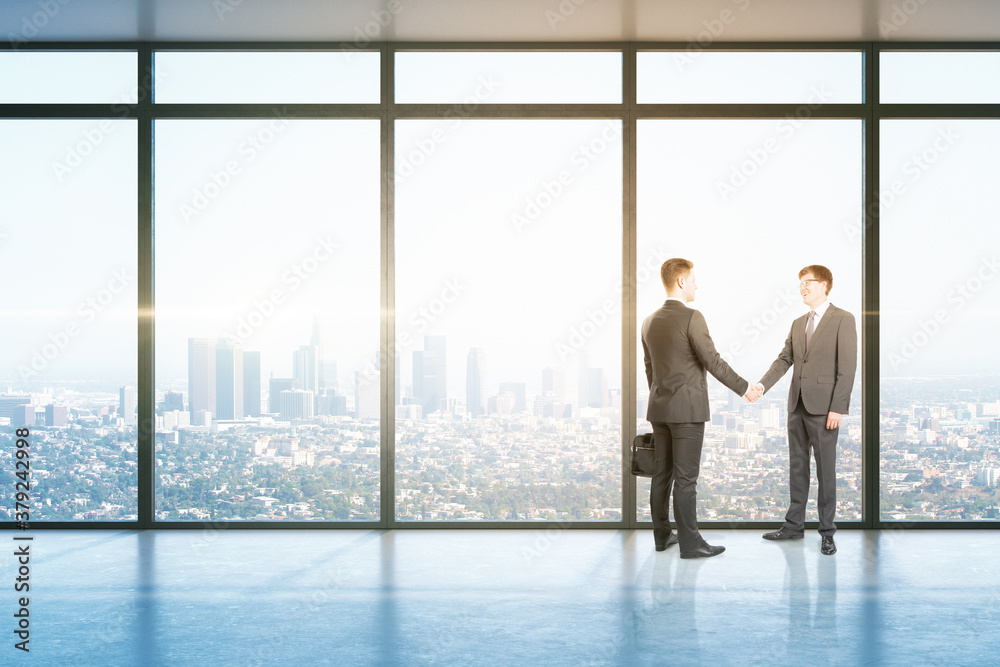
[
  {"left": 311, "top": 314, "right": 331, "bottom": 359},
  {"left": 279, "top": 389, "right": 314, "bottom": 420},
  {"left": 242, "top": 350, "right": 261, "bottom": 418},
  {"left": 466, "top": 347, "right": 487, "bottom": 417},
  {"left": 215, "top": 340, "right": 244, "bottom": 420},
  {"left": 268, "top": 377, "right": 296, "bottom": 414},
  {"left": 542, "top": 368, "right": 565, "bottom": 397},
  {"left": 313, "top": 315, "right": 339, "bottom": 394},
  {"left": 164, "top": 391, "right": 184, "bottom": 412},
  {"left": 587, "top": 367, "right": 608, "bottom": 408},
  {"left": 293, "top": 344, "right": 319, "bottom": 395},
  {"left": 188, "top": 338, "right": 216, "bottom": 419},
  {"left": 414, "top": 335, "right": 446, "bottom": 416},
  {"left": 119, "top": 386, "right": 137, "bottom": 424}
]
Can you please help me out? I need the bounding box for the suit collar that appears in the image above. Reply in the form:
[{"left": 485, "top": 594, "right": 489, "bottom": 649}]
[{"left": 811, "top": 300, "right": 832, "bottom": 320}]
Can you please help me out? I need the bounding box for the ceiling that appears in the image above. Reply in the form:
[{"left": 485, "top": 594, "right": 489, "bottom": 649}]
[{"left": 2, "top": 0, "right": 1000, "bottom": 43}]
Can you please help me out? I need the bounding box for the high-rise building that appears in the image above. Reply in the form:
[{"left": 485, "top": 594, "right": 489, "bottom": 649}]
[
  {"left": 45, "top": 404, "right": 68, "bottom": 426},
  {"left": 413, "top": 335, "right": 446, "bottom": 416},
  {"left": 0, "top": 394, "right": 31, "bottom": 421},
  {"left": 188, "top": 338, "right": 216, "bottom": 419},
  {"left": 542, "top": 368, "right": 565, "bottom": 397},
  {"left": 355, "top": 370, "right": 380, "bottom": 420},
  {"left": 293, "top": 344, "right": 319, "bottom": 395},
  {"left": 587, "top": 367, "right": 608, "bottom": 408},
  {"left": 759, "top": 403, "right": 781, "bottom": 429},
  {"left": 15, "top": 404, "right": 36, "bottom": 427},
  {"left": 119, "top": 386, "right": 137, "bottom": 424},
  {"left": 499, "top": 382, "right": 527, "bottom": 413},
  {"left": 164, "top": 391, "right": 184, "bottom": 412},
  {"left": 215, "top": 341, "right": 244, "bottom": 420},
  {"left": 317, "top": 390, "right": 348, "bottom": 416},
  {"left": 162, "top": 410, "right": 190, "bottom": 430},
  {"left": 242, "top": 351, "right": 261, "bottom": 417},
  {"left": 279, "top": 389, "right": 314, "bottom": 420},
  {"left": 311, "top": 314, "right": 331, "bottom": 357},
  {"left": 268, "top": 378, "right": 296, "bottom": 414},
  {"left": 466, "top": 347, "right": 487, "bottom": 417},
  {"left": 489, "top": 392, "right": 515, "bottom": 415}
]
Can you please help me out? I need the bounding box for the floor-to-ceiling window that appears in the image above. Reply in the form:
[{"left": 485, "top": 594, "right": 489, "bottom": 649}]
[
  {"left": 394, "top": 52, "right": 623, "bottom": 521},
  {"left": 879, "top": 51, "right": 1000, "bottom": 521},
  {"left": 0, "top": 51, "right": 139, "bottom": 521},
  {"left": 151, "top": 51, "right": 382, "bottom": 522},
  {"left": 634, "top": 51, "right": 865, "bottom": 523}
]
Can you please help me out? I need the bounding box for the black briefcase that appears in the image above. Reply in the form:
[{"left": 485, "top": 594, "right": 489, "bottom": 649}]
[{"left": 631, "top": 433, "right": 656, "bottom": 477}]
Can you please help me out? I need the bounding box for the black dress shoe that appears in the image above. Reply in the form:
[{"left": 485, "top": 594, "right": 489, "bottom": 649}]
[
  {"left": 655, "top": 534, "right": 679, "bottom": 551},
  {"left": 763, "top": 527, "right": 804, "bottom": 541},
  {"left": 821, "top": 536, "right": 837, "bottom": 555},
  {"left": 680, "top": 543, "right": 725, "bottom": 559}
]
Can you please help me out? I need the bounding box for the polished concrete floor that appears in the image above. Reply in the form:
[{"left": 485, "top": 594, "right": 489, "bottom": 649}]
[{"left": 7, "top": 528, "right": 999, "bottom": 665}]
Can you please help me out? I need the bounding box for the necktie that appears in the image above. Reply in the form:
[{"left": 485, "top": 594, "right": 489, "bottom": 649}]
[{"left": 805, "top": 311, "right": 816, "bottom": 353}]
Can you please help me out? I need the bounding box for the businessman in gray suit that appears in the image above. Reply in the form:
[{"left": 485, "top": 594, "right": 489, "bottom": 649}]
[
  {"left": 642, "top": 258, "right": 759, "bottom": 559},
  {"left": 753, "top": 265, "right": 857, "bottom": 555}
]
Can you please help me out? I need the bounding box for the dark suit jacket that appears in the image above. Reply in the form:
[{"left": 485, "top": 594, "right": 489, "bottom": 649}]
[
  {"left": 759, "top": 304, "right": 858, "bottom": 415},
  {"left": 642, "top": 300, "right": 749, "bottom": 423}
]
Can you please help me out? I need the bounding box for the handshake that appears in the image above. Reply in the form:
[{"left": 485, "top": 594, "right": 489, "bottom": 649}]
[{"left": 744, "top": 382, "right": 764, "bottom": 403}]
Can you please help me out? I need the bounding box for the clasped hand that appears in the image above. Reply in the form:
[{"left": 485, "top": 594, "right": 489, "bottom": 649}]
[{"left": 744, "top": 382, "right": 764, "bottom": 403}]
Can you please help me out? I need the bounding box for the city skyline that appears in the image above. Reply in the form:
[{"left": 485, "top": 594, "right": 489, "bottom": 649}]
[
  {"left": 5, "top": 373, "right": 1000, "bottom": 522},
  {"left": 171, "top": 332, "right": 621, "bottom": 421}
]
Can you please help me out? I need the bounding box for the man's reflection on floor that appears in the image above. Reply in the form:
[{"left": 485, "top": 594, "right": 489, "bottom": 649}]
[{"left": 782, "top": 540, "right": 839, "bottom": 661}]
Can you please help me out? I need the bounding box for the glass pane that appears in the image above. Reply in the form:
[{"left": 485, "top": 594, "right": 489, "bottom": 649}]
[
  {"left": 395, "top": 52, "right": 621, "bottom": 103},
  {"left": 396, "top": 119, "right": 622, "bottom": 521},
  {"left": 636, "top": 119, "right": 863, "bottom": 523},
  {"left": 637, "top": 51, "right": 863, "bottom": 104},
  {"left": 881, "top": 52, "right": 1000, "bottom": 104},
  {"left": 880, "top": 119, "right": 1000, "bottom": 521},
  {"left": 154, "top": 118, "right": 380, "bottom": 521},
  {"left": 0, "top": 51, "right": 137, "bottom": 103},
  {"left": 154, "top": 51, "right": 380, "bottom": 103},
  {"left": 0, "top": 119, "right": 138, "bottom": 520}
]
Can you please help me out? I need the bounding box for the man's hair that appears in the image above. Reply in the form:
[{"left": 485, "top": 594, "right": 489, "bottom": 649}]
[
  {"left": 799, "top": 264, "right": 833, "bottom": 295},
  {"left": 661, "top": 258, "right": 694, "bottom": 291}
]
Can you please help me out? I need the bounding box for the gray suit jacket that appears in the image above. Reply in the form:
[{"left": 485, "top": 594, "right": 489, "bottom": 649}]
[
  {"left": 759, "top": 304, "right": 858, "bottom": 415},
  {"left": 642, "top": 300, "right": 749, "bottom": 423}
]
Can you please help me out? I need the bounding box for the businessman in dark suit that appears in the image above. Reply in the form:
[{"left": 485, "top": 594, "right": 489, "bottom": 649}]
[
  {"left": 642, "top": 258, "right": 759, "bottom": 559},
  {"left": 753, "top": 265, "right": 857, "bottom": 555}
]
